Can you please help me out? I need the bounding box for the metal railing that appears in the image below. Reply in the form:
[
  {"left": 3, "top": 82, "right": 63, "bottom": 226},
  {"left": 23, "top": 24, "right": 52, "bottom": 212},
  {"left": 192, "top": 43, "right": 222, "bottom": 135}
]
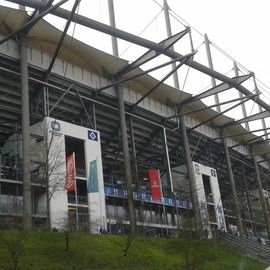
[
  {"left": 0, "top": 194, "right": 47, "bottom": 217},
  {"left": 104, "top": 185, "right": 190, "bottom": 209},
  {"left": 218, "top": 231, "right": 270, "bottom": 265}
]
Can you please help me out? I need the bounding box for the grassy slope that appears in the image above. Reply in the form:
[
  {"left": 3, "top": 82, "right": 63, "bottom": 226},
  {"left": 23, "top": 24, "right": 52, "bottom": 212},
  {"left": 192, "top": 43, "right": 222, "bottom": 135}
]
[{"left": 0, "top": 232, "right": 266, "bottom": 270}]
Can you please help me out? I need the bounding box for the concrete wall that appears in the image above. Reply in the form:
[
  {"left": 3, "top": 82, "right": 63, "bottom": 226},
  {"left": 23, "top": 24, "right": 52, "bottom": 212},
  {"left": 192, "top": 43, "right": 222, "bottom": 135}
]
[{"left": 172, "top": 162, "right": 226, "bottom": 231}]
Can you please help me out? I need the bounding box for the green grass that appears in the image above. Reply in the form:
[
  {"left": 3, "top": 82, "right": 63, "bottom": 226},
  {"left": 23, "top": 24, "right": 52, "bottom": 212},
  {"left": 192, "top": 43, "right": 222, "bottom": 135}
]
[{"left": 0, "top": 231, "right": 266, "bottom": 270}]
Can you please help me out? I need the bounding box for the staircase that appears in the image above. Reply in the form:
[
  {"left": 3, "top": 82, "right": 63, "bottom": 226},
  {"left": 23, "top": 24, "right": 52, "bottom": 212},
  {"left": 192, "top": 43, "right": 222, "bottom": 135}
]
[{"left": 218, "top": 232, "right": 270, "bottom": 265}]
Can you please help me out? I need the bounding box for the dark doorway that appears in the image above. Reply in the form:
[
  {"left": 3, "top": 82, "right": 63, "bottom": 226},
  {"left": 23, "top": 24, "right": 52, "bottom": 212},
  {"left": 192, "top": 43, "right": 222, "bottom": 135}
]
[
  {"left": 202, "top": 174, "right": 213, "bottom": 203},
  {"left": 65, "top": 136, "right": 86, "bottom": 177}
]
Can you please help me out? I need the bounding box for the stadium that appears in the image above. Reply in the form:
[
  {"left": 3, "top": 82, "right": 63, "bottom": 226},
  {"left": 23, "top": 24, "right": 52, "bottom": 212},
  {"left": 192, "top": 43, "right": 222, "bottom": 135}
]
[{"left": 0, "top": 1, "right": 270, "bottom": 241}]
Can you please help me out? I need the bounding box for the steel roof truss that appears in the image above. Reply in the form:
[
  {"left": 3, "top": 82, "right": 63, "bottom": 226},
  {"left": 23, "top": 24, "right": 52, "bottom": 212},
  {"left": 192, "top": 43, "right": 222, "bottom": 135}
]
[
  {"left": 223, "top": 110, "right": 270, "bottom": 128},
  {"left": 44, "top": 0, "right": 80, "bottom": 80},
  {"left": 189, "top": 93, "right": 258, "bottom": 131},
  {"left": 116, "top": 28, "right": 190, "bottom": 78},
  {"left": 180, "top": 74, "right": 252, "bottom": 105},
  {"left": 211, "top": 127, "right": 270, "bottom": 141},
  {"left": 165, "top": 93, "right": 254, "bottom": 121},
  {"left": 231, "top": 130, "right": 270, "bottom": 148},
  {"left": 96, "top": 53, "right": 194, "bottom": 95},
  {"left": 6, "top": 0, "right": 270, "bottom": 114},
  {"left": 130, "top": 52, "right": 195, "bottom": 110},
  {"left": 0, "top": 0, "right": 68, "bottom": 46}
]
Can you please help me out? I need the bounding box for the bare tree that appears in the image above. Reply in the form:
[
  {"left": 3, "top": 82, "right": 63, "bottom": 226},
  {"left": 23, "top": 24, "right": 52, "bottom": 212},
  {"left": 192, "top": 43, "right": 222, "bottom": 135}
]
[{"left": 30, "top": 119, "right": 66, "bottom": 230}]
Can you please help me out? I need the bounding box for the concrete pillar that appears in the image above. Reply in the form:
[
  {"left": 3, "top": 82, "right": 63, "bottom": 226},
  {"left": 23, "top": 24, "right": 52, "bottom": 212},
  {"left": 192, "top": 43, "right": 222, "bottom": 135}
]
[
  {"left": 129, "top": 116, "right": 139, "bottom": 187},
  {"left": 241, "top": 164, "right": 254, "bottom": 234},
  {"left": 253, "top": 154, "right": 270, "bottom": 240},
  {"left": 107, "top": 0, "right": 136, "bottom": 240},
  {"left": 19, "top": 32, "right": 32, "bottom": 230},
  {"left": 222, "top": 134, "right": 244, "bottom": 236},
  {"left": 179, "top": 110, "right": 201, "bottom": 233}
]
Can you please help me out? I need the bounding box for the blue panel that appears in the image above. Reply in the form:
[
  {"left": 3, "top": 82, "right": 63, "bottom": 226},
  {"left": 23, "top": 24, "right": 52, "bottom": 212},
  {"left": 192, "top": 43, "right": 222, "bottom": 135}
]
[
  {"left": 117, "top": 189, "right": 125, "bottom": 197},
  {"left": 105, "top": 186, "right": 114, "bottom": 195},
  {"left": 164, "top": 197, "right": 170, "bottom": 204},
  {"left": 179, "top": 199, "right": 188, "bottom": 208},
  {"left": 136, "top": 192, "right": 143, "bottom": 200},
  {"left": 145, "top": 194, "right": 151, "bottom": 201}
]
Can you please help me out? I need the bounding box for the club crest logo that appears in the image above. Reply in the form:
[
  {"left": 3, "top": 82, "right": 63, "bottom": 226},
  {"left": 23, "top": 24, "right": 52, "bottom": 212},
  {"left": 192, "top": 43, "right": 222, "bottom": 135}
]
[{"left": 88, "top": 130, "right": 98, "bottom": 141}]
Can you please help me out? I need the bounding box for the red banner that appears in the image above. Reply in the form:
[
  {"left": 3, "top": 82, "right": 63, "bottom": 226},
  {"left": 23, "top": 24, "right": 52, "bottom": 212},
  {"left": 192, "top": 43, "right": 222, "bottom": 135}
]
[
  {"left": 148, "top": 169, "right": 162, "bottom": 201},
  {"left": 65, "top": 154, "right": 75, "bottom": 192}
]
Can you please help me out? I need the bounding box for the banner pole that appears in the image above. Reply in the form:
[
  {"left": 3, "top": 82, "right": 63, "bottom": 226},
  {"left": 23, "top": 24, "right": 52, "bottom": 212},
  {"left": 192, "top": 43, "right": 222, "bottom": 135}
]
[
  {"left": 73, "top": 152, "right": 79, "bottom": 230},
  {"left": 158, "top": 170, "right": 168, "bottom": 236}
]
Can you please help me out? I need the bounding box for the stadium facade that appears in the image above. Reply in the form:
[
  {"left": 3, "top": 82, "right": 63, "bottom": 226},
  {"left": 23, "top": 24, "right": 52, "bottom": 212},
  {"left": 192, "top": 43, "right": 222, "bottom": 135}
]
[{"left": 0, "top": 3, "right": 270, "bottom": 239}]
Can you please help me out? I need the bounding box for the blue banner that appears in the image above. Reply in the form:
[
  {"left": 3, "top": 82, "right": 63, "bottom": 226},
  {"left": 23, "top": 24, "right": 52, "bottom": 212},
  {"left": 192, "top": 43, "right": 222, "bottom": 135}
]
[{"left": 88, "top": 159, "right": 99, "bottom": 193}]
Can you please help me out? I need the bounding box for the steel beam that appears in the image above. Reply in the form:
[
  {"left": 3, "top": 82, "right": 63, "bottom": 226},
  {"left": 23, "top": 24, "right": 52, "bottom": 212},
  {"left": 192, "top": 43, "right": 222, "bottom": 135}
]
[
  {"left": 231, "top": 131, "right": 270, "bottom": 149},
  {"left": 234, "top": 62, "right": 250, "bottom": 130},
  {"left": 166, "top": 93, "right": 255, "bottom": 121},
  {"left": 245, "top": 151, "right": 270, "bottom": 157},
  {"left": 205, "top": 34, "right": 220, "bottom": 112},
  {"left": 116, "top": 28, "right": 189, "bottom": 78},
  {"left": 92, "top": 103, "right": 96, "bottom": 130},
  {"left": 246, "top": 135, "right": 270, "bottom": 146},
  {"left": 257, "top": 159, "right": 270, "bottom": 164},
  {"left": 211, "top": 127, "right": 270, "bottom": 141},
  {"left": 254, "top": 78, "right": 269, "bottom": 140},
  {"left": 179, "top": 74, "right": 252, "bottom": 106},
  {"left": 249, "top": 138, "right": 270, "bottom": 146},
  {"left": 223, "top": 110, "right": 270, "bottom": 128},
  {"left": 6, "top": 0, "right": 270, "bottom": 114},
  {"left": 44, "top": 0, "right": 80, "bottom": 79},
  {"left": 189, "top": 93, "right": 258, "bottom": 131},
  {"left": 163, "top": 0, "right": 180, "bottom": 89},
  {"left": 107, "top": 0, "right": 119, "bottom": 57},
  {"left": 0, "top": 0, "right": 68, "bottom": 46},
  {"left": 0, "top": 65, "right": 167, "bottom": 129},
  {"left": 75, "top": 87, "right": 94, "bottom": 129},
  {"left": 130, "top": 53, "right": 195, "bottom": 111},
  {"left": 48, "top": 84, "right": 74, "bottom": 114},
  {"left": 96, "top": 54, "right": 194, "bottom": 95}
]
